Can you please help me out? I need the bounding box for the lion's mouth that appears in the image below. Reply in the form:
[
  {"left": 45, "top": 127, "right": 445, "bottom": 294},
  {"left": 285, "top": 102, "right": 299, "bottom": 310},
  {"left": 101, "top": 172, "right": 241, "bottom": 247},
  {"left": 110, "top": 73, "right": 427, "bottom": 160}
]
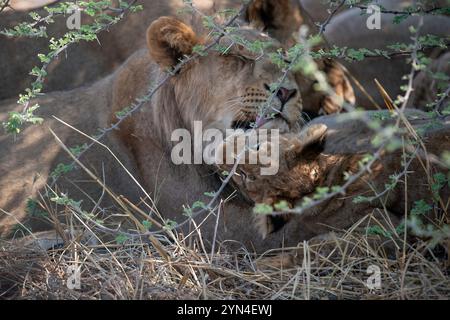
[
  {"left": 231, "top": 119, "right": 255, "bottom": 131},
  {"left": 231, "top": 113, "right": 288, "bottom": 131}
]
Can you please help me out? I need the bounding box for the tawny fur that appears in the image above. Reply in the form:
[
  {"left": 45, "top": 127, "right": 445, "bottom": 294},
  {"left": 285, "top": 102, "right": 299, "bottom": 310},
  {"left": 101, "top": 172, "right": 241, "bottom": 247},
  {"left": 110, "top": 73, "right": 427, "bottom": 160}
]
[
  {"left": 0, "top": 17, "right": 310, "bottom": 253},
  {"left": 246, "top": 0, "right": 303, "bottom": 45},
  {"left": 323, "top": 10, "right": 450, "bottom": 109},
  {"left": 0, "top": 0, "right": 305, "bottom": 100},
  {"left": 295, "top": 59, "right": 356, "bottom": 118},
  {"left": 0, "top": 0, "right": 354, "bottom": 119},
  {"left": 408, "top": 52, "right": 450, "bottom": 112}
]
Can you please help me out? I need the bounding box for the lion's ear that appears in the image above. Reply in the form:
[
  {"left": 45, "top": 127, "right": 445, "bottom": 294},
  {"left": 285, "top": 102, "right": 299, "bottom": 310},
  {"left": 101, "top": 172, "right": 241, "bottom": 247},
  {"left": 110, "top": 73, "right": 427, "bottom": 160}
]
[
  {"left": 245, "top": 0, "right": 302, "bottom": 42},
  {"left": 147, "top": 17, "right": 200, "bottom": 69}
]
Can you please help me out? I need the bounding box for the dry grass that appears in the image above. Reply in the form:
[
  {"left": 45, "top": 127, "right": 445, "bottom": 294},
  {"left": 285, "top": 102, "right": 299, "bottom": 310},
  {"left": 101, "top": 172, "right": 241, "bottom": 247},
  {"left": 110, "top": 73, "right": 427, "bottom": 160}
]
[
  {"left": 1, "top": 103, "right": 448, "bottom": 300},
  {"left": 1, "top": 219, "right": 449, "bottom": 300},
  {"left": 1, "top": 0, "right": 448, "bottom": 302}
]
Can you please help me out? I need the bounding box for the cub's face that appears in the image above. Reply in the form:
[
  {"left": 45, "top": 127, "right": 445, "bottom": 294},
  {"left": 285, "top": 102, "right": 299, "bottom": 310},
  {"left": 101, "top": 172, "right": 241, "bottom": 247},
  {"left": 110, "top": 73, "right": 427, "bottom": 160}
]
[
  {"left": 214, "top": 124, "right": 328, "bottom": 238},
  {"left": 218, "top": 124, "right": 328, "bottom": 205}
]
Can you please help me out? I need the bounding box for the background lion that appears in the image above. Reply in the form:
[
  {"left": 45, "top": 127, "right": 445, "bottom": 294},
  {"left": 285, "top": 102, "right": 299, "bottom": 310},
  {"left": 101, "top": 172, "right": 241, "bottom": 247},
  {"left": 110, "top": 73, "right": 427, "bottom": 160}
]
[
  {"left": 408, "top": 51, "right": 450, "bottom": 111},
  {"left": 322, "top": 7, "right": 450, "bottom": 109}
]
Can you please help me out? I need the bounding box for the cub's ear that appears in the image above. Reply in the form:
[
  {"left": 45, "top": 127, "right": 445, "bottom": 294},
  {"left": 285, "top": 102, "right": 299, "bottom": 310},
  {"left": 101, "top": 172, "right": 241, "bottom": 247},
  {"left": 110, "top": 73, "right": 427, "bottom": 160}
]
[
  {"left": 298, "top": 124, "right": 328, "bottom": 149},
  {"left": 285, "top": 124, "right": 327, "bottom": 167},
  {"left": 245, "top": 0, "right": 302, "bottom": 43},
  {"left": 147, "top": 17, "right": 201, "bottom": 69}
]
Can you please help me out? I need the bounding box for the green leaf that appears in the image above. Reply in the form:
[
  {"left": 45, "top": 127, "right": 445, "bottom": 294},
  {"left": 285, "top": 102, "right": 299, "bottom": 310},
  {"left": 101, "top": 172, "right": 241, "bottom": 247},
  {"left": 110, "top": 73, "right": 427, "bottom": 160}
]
[
  {"left": 411, "top": 200, "right": 432, "bottom": 216},
  {"left": 192, "top": 201, "right": 206, "bottom": 210},
  {"left": 115, "top": 234, "right": 129, "bottom": 244},
  {"left": 142, "top": 220, "right": 152, "bottom": 231},
  {"left": 163, "top": 219, "right": 177, "bottom": 230},
  {"left": 274, "top": 200, "right": 290, "bottom": 212},
  {"left": 367, "top": 225, "right": 392, "bottom": 238},
  {"left": 204, "top": 191, "right": 216, "bottom": 198},
  {"left": 253, "top": 203, "right": 273, "bottom": 215},
  {"left": 393, "top": 14, "right": 409, "bottom": 25}
]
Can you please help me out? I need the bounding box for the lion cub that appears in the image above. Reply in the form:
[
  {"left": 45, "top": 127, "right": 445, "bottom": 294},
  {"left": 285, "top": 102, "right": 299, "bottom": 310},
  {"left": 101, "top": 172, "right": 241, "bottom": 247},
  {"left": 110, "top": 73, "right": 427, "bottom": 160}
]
[
  {"left": 218, "top": 113, "right": 450, "bottom": 239},
  {"left": 217, "top": 124, "right": 328, "bottom": 238}
]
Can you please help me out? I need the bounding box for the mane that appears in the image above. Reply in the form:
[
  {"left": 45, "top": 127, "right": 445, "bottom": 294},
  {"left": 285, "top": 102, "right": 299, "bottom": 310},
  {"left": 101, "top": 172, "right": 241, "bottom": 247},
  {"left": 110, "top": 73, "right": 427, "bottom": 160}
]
[{"left": 151, "top": 79, "right": 187, "bottom": 154}]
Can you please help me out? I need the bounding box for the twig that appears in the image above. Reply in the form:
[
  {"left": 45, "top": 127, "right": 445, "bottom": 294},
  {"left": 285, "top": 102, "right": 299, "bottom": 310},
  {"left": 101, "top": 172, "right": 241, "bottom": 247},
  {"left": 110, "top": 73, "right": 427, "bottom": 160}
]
[
  {"left": 435, "top": 85, "right": 450, "bottom": 114},
  {"left": 353, "top": 5, "right": 446, "bottom": 16},
  {"left": 318, "top": 0, "right": 346, "bottom": 35}
]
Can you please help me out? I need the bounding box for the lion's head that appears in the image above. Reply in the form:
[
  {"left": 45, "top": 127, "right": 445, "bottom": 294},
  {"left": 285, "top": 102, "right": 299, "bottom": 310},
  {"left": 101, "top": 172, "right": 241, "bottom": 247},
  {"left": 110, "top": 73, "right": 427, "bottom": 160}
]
[{"left": 144, "top": 16, "right": 304, "bottom": 147}]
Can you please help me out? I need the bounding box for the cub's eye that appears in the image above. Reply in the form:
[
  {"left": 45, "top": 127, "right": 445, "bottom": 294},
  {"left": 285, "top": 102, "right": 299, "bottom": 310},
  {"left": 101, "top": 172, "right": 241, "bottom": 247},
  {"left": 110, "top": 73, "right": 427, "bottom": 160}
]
[
  {"left": 239, "top": 170, "right": 256, "bottom": 183},
  {"left": 246, "top": 174, "right": 256, "bottom": 182},
  {"left": 232, "top": 54, "right": 255, "bottom": 67}
]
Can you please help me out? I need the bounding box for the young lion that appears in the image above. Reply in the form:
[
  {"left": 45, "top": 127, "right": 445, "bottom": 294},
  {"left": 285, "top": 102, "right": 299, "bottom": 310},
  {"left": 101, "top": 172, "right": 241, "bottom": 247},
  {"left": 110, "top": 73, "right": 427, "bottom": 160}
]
[
  {"left": 218, "top": 111, "right": 450, "bottom": 239},
  {"left": 0, "top": 15, "right": 308, "bottom": 254}
]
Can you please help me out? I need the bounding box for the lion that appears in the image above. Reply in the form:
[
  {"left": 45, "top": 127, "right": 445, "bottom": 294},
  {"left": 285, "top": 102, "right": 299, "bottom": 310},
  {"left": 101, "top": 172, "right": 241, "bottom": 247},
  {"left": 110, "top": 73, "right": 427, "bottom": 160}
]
[
  {"left": 0, "top": 15, "right": 322, "bottom": 253},
  {"left": 294, "top": 1, "right": 450, "bottom": 111},
  {"left": 217, "top": 111, "right": 450, "bottom": 239}
]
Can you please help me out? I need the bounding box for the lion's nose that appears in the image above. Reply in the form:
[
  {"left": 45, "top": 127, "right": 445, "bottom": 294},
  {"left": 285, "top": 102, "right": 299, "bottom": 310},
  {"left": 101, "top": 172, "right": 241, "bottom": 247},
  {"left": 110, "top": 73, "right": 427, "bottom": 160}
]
[
  {"left": 277, "top": 87, "right": 297, "bottom": 105},
  {"left": 264, "top": 84, "right": 297, "bottom": 105}
]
